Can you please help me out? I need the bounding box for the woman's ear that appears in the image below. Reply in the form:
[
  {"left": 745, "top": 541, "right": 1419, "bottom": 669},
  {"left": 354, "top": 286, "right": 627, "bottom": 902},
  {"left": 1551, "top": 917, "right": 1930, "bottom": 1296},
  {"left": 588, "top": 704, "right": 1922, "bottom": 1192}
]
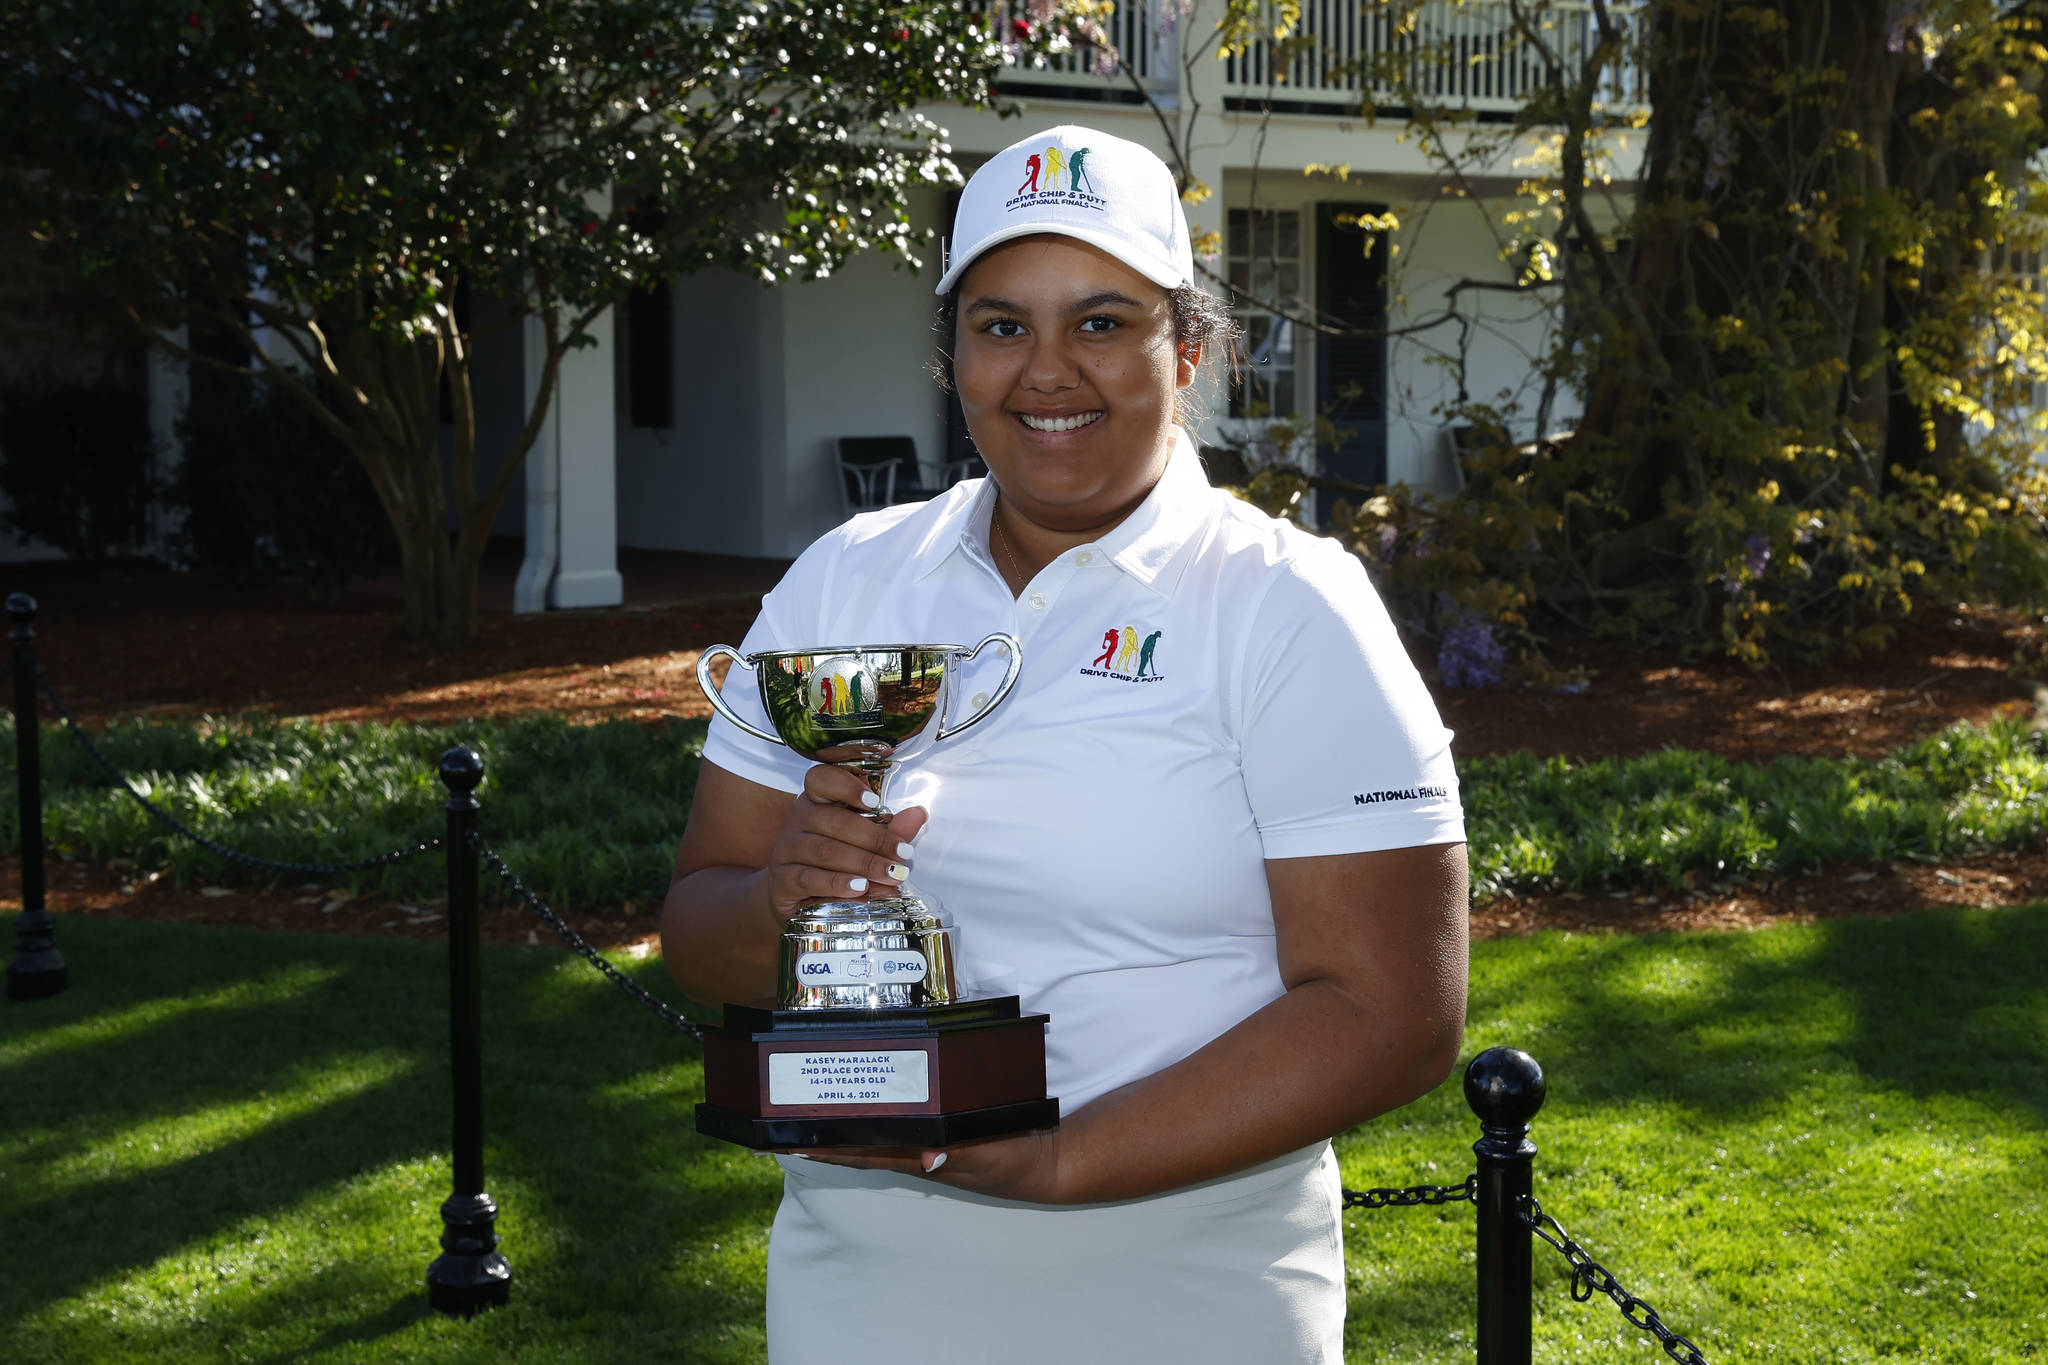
[{"left": 1176, "top": 340, "right": 1202, "bottom": 388}]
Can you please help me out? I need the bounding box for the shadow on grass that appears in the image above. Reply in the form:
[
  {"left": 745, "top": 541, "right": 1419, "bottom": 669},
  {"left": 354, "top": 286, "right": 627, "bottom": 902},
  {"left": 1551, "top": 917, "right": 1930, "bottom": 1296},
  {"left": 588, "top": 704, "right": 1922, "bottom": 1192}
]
[
  {"left": 269, "top": 1291, "right": 432, "bottom": 1362},
  {"left": 1466, "top": 903, "right": 2048, "bottom": 1123},
  {"left": 1, "top": 914, "right": 773, "bottom": 1362}
]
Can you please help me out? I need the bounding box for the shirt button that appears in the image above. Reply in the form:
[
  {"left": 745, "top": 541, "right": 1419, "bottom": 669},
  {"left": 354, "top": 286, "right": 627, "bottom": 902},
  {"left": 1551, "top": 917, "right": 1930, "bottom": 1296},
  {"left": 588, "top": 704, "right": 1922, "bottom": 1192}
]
[
  {"left": 970, "top": 691, "right": 990, "bottom": 710},
  {"left": 1076, "top": 551, "right": 1094, "bottom": 566},
  {"left": 1028, "top": 592, "right": 1048, "bottom": 611}
]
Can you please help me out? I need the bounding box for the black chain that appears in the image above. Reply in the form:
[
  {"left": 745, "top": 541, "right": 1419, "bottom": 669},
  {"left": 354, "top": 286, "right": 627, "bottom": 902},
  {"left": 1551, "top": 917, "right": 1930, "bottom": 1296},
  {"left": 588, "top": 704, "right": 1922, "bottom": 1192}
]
[
  {"left": 1343, "top": 1172, "right": 1478, "bottom": 1209},
  {"left": 1521, "top": 1194, "right": 1710, "bottom": 1365},
  {"left": 34, "top": 665, "right": 442, "bottom": 879},
  {"left": 471, "top": 833, "right": 703, "bottom": 1042}
]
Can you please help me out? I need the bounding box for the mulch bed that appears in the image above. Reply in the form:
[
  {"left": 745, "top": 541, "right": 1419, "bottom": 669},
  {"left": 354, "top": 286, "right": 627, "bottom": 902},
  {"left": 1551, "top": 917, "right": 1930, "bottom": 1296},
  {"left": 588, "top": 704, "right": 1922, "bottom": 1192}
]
[{"left": 6, "top": 561, "right": 2045, "bottom": 953}]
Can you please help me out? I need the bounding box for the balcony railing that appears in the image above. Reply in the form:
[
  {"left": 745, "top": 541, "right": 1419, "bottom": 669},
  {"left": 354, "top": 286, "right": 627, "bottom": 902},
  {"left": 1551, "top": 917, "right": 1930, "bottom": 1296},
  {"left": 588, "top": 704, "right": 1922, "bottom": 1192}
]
[
  {"left": 996, "top": 0, "right": 1178, "bottom": 99},
  {"left": 995, "top": 1, "right": 1646, "bottom": 115},
  {"left": 1223, "top": 0, "right": 1646, "bottom": 112}
]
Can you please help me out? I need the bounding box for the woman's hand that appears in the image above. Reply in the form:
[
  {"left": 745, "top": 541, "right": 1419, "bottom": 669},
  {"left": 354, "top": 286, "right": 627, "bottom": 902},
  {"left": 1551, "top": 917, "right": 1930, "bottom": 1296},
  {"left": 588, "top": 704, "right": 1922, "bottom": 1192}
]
[
  {"left": 764, "top": 764, "right": 928, "bottom": 917},
  {"left": 793, "top": 1125, "right": 1067, "bottom": 1204}
]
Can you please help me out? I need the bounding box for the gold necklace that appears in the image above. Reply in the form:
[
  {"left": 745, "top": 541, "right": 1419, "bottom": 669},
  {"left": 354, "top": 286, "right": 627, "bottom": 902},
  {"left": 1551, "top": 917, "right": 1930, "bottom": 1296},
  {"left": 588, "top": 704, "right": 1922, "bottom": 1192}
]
[{"left": 990, "top": 510, "right": 1027, "bottom": 591}]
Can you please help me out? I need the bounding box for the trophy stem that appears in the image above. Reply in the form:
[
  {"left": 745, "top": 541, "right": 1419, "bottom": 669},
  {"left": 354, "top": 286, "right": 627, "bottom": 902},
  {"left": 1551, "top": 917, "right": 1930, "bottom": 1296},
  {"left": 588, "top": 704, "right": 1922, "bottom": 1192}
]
[{"left": 844, "top": 761, "right": 893, "bottom": 820}]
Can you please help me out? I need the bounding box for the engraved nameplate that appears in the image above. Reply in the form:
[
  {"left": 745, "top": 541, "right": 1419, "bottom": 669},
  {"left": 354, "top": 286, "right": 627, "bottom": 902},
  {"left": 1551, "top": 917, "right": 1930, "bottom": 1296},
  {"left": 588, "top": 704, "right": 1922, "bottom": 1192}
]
[{"left": 767, "top": 1050, "right": 931, "bottom": 1106}]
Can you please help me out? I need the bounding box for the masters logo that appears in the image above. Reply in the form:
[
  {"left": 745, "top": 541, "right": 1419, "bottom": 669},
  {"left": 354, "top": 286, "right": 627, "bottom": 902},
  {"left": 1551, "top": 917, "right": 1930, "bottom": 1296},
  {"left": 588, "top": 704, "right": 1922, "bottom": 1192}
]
[
  {"left": 1078, "top": 626, "right": 1163, "bottom": 683},
  {"left": 1006, "top": 142, "right": 1108, "bottom": 215}
]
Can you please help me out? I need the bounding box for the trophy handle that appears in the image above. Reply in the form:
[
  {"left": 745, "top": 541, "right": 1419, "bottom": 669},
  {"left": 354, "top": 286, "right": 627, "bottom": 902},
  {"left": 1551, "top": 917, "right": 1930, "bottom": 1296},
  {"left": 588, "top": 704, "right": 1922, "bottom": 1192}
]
[
  {"left": 696, "top": 645, "right": 786, "bottom": 746},
  {"left": 937, "top": 632, "right": 1024, "bottom": 741}
]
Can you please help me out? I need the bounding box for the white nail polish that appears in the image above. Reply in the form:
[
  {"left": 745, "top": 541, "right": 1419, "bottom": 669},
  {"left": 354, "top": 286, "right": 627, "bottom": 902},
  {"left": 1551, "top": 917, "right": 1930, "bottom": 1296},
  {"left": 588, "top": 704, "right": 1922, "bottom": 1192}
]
[
  {"left": 896, "top": 842, "right": 917, "bottom": 861},
  {"left": 848, "top": 877, "right": 868, "bottom": 893},
  {"left": 860, "top": 791, "right": 881, "bottom": 810},
  {"left": 887, "top": 863, "right": 910, "bottom": 882},
  {"left": 923, "top": 1152, "right": 948, "bottom": 1173}
]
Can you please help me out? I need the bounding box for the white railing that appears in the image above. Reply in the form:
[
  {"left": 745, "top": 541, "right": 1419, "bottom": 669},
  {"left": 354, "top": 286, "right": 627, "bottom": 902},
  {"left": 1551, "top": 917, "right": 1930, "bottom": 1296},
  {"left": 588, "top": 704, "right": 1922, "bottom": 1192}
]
[
  {"left": 1222, "top": 0, "right": 1646, "bottom": 113},
  {"left": 995, "top": 0, "right": 1179, "bottom": 98}
]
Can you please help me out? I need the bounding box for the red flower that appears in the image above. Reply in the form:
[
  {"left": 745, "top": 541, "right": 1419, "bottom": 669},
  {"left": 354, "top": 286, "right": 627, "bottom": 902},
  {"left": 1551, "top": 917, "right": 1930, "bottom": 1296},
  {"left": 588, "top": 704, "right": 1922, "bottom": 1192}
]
[
  {"left": 1012, "top": 18, "right": 1030, "bottom": 38},
  {"left": 154, "top": 137, "right": 169, "bottom": 149},
  {"left": 186, "top": 12, "right": 202, "bottom": 28},
  {"left": 893, "top": 27, "right": 910, "bottom": 42},
  {"left": 581, "top": 219, "right": 601, "bottom": 236},
  {"left": 342, "top": 65, "right": 359, "bottom": 81}
]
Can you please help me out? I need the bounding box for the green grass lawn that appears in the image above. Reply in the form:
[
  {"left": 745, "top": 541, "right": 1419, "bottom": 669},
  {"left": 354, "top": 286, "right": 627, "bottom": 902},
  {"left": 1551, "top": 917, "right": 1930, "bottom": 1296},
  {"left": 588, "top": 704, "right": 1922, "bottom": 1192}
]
[{"left": 4, "top": 908, "right": 2043, "bottom": 1363}]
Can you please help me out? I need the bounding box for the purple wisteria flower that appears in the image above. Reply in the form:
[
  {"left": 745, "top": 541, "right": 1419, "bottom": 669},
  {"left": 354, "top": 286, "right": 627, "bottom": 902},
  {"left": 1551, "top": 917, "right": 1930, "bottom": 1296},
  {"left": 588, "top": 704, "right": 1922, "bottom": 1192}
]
[
  {"left": 1742, "top": 533, "right": 1772, "bottom": 576},
  {"left": 1436, "top": 595, "right": 1506, "bottom": 689}
]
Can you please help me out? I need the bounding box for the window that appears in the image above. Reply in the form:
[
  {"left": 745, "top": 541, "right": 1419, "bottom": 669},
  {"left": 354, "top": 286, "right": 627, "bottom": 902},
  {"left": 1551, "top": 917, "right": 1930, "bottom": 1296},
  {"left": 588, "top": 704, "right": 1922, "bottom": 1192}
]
[{"left": 1227, "top": 208, "right": 1304, "bottom": 418}]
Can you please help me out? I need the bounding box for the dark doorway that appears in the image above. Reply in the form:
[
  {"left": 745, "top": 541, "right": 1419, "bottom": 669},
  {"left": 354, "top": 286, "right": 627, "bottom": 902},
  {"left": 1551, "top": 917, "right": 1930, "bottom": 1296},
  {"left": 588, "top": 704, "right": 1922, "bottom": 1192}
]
[{"left": 1313, "top": 201, "right": 1389, "bottom": 521}]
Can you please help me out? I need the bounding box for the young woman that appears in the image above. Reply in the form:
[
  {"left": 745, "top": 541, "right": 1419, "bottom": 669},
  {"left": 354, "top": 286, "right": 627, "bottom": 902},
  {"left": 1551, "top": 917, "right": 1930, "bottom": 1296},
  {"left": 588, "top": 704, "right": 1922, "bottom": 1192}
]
[{"left": 662, "top": 125, "right": 1469, "bottom": 1364}]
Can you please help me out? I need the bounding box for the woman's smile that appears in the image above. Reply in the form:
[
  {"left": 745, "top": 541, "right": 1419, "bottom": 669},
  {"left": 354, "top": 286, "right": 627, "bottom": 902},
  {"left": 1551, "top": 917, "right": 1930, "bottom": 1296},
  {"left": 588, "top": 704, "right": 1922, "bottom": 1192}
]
[{"left": 1015, "top": 409, "right": 1105, "bottom": 434}]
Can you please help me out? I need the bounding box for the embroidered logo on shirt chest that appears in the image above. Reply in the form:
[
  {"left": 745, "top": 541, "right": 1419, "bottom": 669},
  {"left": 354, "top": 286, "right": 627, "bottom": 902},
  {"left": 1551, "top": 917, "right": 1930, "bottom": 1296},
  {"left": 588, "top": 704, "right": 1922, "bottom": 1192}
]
[{"left": 1078, "top": 625, "right": 1165, "bottom": 683}]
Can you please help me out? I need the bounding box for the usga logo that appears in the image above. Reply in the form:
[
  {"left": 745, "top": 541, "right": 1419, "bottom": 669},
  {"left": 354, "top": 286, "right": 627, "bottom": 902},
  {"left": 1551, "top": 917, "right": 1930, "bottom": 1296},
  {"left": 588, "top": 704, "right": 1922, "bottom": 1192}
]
[
  {"left": 1006, "top": 142, "right": 1109, "bottom": 214},
  {"left": 1078, "top": 626, "right": 1163, "bottom": 683}
]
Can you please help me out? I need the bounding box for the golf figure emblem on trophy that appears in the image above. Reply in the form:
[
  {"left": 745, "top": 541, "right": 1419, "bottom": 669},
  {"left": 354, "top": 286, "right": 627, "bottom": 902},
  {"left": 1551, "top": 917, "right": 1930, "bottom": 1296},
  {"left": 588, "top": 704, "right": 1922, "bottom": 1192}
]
[{"left": 690, "top": 635, "right": 1060, "bottom": 1149}]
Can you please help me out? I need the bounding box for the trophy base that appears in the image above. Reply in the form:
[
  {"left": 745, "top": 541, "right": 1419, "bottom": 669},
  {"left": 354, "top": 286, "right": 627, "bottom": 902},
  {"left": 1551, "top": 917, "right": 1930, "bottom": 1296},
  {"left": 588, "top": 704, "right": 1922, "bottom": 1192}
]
[
  {"left": 695, "top": 1097, "right": 1061, "bottom": 1150},
  {"left": 695, "top": 996, "right": 1057, "bottom": 1151}
]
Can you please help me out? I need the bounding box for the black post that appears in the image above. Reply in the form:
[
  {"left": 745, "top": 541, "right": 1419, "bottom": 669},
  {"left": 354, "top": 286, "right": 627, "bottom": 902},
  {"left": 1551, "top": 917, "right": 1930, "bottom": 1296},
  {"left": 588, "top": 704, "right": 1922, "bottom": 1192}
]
[
  {"left": 426, "top": 745, "right": 509, "bottom": 1316},
  {"left": 1467, "top": 1046, "right": 1546, "bottom": 1365},
  {"left": 7, "top": 592, "right": 66, "bottom": 1001}
]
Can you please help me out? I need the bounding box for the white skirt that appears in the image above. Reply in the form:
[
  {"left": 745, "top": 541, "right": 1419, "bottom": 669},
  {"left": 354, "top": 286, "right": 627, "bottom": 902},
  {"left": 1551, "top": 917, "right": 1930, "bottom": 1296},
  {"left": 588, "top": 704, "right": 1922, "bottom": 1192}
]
[{"left": 764, "top": 1144, "right": 1344, "bottom": 1365}]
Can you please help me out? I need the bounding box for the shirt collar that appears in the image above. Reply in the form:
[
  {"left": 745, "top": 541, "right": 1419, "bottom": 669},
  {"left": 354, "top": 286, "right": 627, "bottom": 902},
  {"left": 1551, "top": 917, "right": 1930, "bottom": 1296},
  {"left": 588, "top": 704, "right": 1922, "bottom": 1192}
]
[{"left": 909, "top": 427, "right": 1216, "bottom": 597}]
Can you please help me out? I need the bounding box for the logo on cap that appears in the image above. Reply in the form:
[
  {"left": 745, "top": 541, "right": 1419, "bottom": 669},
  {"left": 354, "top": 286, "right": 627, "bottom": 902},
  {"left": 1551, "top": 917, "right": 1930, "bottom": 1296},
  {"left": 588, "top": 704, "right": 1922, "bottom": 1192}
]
[{"left": 1007, "top": 143, "right": 1106, "bottom": 215}]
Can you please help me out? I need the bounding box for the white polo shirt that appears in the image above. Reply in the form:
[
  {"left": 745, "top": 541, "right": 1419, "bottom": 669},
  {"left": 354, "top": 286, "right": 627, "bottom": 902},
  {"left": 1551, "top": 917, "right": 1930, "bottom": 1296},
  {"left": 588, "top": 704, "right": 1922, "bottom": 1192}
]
[{"left": 702, "top": 430, "right": 1464, "bottom": 1113}]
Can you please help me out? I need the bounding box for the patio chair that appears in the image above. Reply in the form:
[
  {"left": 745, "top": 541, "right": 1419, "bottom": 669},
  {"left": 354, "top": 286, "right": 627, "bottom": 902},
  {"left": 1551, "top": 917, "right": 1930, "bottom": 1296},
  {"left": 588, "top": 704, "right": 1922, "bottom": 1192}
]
[{"left": 836, "top": 436, "right": 938, "bottom": 516}]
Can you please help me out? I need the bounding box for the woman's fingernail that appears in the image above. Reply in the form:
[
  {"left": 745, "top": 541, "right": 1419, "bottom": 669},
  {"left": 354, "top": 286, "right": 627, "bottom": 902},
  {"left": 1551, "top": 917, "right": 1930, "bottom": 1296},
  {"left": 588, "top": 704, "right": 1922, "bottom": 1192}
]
[
  {"left": 896, "top": 842, "right": 917, "bottom": 861},
  {"left": 923, "top": 1152, "right": 948, "bottom": 1173},
  {"left": 886, "top": 863, "right": 911, "bottom": 883},
  {"left": 860, "top": 792, "right": 881, "bottom": 810},
  {"left": 848, "top": 877, "right": 869, "bottom": 894}
]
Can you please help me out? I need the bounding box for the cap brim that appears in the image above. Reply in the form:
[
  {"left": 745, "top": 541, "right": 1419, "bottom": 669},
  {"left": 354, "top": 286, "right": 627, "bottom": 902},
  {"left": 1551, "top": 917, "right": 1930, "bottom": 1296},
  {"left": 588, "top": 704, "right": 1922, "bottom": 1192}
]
[{"left": 935, "top": 220, "right": 1188, "bottom": 295}]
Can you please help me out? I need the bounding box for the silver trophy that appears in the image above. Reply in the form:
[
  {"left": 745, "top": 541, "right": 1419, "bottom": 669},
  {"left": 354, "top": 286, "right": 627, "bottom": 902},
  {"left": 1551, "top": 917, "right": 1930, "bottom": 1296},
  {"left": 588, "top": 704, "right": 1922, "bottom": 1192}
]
[{"left": 697, "top": 635, "right": 1022, "bottom": 1011}]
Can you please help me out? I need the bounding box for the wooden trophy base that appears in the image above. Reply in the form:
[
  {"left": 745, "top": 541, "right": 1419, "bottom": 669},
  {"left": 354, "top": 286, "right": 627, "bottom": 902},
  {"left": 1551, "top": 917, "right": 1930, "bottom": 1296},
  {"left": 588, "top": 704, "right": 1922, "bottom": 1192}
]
[{"left": 695, "top": 996, "right": 1057, "bottom": 1150}]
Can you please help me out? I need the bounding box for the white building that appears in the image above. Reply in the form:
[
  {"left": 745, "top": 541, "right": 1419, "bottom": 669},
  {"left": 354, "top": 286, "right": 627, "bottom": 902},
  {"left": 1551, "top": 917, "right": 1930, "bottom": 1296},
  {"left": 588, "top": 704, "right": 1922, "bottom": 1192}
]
[{"left": 128, "top": 1, "right": 1644, "bottom": 602}]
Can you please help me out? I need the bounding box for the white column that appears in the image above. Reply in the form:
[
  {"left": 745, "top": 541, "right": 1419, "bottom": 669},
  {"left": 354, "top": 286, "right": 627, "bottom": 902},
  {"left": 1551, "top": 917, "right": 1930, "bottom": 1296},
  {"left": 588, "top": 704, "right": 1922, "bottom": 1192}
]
[
  {"left": 513, "top": 311, "right": 560, "bottom": 614},
  {"left": 147, "top": 328, "right": 190, "bottom": 562},
  {"left": 546, "top": 306, "right": 622, "bottom": 608},
  {"left": 513, "top": 307, "right": 623, "bottom": 612}
]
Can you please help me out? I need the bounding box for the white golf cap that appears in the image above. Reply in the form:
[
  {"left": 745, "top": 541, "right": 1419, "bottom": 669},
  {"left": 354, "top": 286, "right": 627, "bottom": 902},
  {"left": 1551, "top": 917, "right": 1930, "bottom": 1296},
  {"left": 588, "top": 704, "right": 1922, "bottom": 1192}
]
[{"left": 935, "top": 125, "right": 1195, "bottom": 295}]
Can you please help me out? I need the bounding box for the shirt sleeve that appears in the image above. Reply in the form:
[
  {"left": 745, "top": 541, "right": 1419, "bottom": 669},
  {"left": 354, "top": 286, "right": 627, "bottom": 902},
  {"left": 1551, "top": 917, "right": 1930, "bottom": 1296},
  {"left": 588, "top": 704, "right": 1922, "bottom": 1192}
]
[
  {"left": 698, "top": 557, "right": 824, "bottom": 796},
  {"left": 1232, "top": 541, "right": 1466, "bottom": 859}
]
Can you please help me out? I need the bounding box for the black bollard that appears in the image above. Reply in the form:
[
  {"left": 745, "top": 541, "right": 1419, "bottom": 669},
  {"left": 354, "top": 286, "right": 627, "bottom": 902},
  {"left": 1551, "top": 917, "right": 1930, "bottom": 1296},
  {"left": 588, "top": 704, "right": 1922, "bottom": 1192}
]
[
  {"left": 1467, "top": 1046, "right": 1546, "bottom": 1365},
  {"left": 426, "top": 745, "right": 510, "bottom": 1316},
  {"left": 6, "top": 592, "right": 66, "bottom": 1001}
]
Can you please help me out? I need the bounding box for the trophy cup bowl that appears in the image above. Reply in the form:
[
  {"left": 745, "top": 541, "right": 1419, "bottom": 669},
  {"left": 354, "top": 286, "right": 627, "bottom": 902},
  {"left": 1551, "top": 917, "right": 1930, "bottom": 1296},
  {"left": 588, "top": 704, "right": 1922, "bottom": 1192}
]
[{"left": 691, "top": 635, "right": 1057, "bottom": 1149}]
